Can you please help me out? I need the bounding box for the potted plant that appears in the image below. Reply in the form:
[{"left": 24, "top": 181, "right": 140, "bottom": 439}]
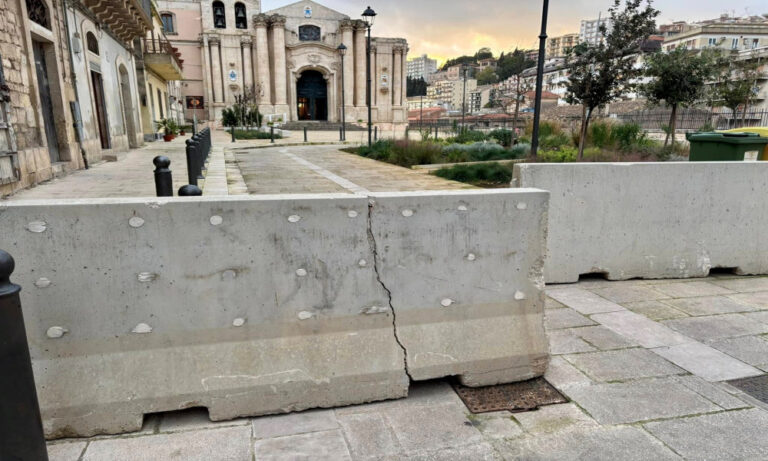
[
  {"left": 167, "top": 119, "right": 179, "bottom": 140},
  {"left": 155, "top": 119, "right": 175, "bottom": 142}
]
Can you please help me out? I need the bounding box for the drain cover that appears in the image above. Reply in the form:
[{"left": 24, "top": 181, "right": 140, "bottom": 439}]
[
  {"left": 453, "top": 377, "right": 567, "bottom": 414},
  {"left": 727, "top": 375, "right": 768, "bottom": 404}
]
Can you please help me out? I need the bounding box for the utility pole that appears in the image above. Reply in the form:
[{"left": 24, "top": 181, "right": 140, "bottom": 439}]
[
  {"left": 531, "top": 0, "right": 549, "bottom": 158},
  {"left": 362, "top": 7, "right": 377, "bottom": 147}
]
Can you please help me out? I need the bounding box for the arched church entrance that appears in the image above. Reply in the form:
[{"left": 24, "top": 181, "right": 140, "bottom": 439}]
[{"left": 296, "top": 70, "right": 327, "bottom": 121}]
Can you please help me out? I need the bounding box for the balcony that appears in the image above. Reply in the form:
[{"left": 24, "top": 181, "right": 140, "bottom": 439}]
[
  {"left": 83, "top": 0, "right": 152, "bottom": 44},
  {"left": 143, "top": 35, "right": 184, "bottom": 81}
]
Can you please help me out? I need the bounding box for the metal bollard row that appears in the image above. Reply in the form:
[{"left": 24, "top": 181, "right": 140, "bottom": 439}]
[{"left": 154, "top": 128, "right": 212, "bottom": 197}]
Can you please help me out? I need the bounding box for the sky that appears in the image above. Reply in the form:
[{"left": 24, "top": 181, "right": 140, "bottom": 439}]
[{"left": 262, "top": 0, "right": 767, "bottom": 64}]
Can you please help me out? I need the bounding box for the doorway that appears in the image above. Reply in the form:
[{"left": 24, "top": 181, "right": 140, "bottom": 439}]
[
  {"left": 296, "top": 70, "right": 327, "bottom": 121},
  {"left": 32, "top": 41, "right": 60, "bottom": 163},
  {"left": 90, "top": 70, "right": 110, "bottom": 149},
  {"left": 118, "top": 65, "right": 138, "bottom": 148}
]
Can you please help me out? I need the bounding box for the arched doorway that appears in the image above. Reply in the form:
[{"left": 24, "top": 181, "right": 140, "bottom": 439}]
[
  {"left": 296, "top": 70, "right": 327, "bottom": 121},
  {"left": 118, "top": 65, "right": 139, "bottom": 148}
]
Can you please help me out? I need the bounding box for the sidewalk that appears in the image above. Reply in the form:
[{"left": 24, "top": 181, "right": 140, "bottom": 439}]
[{"left": 46, "top": 275, "right": 768, "bottom": 460}]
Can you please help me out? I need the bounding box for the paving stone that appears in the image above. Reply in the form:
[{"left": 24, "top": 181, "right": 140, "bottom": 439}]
[
  {"left": 404, "top": 442, "right": 501, "bottom": 460},
  {"left": 336, "top": 412, "right": 402, "bottom": 458},
  {"left": 652, "top": 342, "right": 763, "bottom": 382},
  {"left": 710, "top": 277, "right": 768, "bottom": 293},
  {"left": 572, "top": 325, "right": 638, "bottom": 350},
  {"left": 565, "top": 378, "right": 721, "bottom": 424},
  {"left": 644, "top": 409, "right": 768, "bottom": 461},
  {"left": 545, "top": 288, "right": 626, "bottom": 315},
  {"left": 564, "top": 348, "right": 685, "bottom": 382},
  {"left": 252, "top": 409, "right": 339, "bottom": 439},
  {"left": 709, "top": 336, "right": 768, "bottom": 369},
  {"left": 544, "top": 308, "right": 596, "bottom": 330},
  {"left": 672, "top": 375, "right": 751, "bottom": 410},
  {"left": 253, "top": 429, "right": 351, "bottom": 461},
  {"left": 744, "top": 311, "right": 768, "bottom": 326},
  {"left": 493, "top": 426, "right": 679, "bottom": 461},
  {"left": 47, "top": 441, "right": 87, "bottom": 461},
  {"left": 664, "top": 296, "right": 755, "bottom": 316},
  {"left": 382, "top": 403, "right": 484, "bottom": 452},
  {"left": 544, "top": 296, "right": 566, "bottom": 309},
  {"left": 159, "top": 408, "right": 250, "bottom": 433},
  {"left": 662, "top": 314, "right": 768, "bottom": 341},
  {"left": 402, "top": 381, "right": 465, "bottom": 407},
  {"left": 543, "top": 356, "right": 593, "bottom": 390},
  {"left": 83, "top": 426, "right": 252, "bottom": 461},
  {"left": 729, "top": 291, "right": 768, "bottom": 310},
  {"left": 547, "top": 330, "right": 596, "bottom": 355},
  {"left": 622, "top": 300, "right": 689, "bottom": 321},
  {"left": 652, "top": 281, "right": 735, "bottom": 298},
  {"left": 467, "top": 411, "right": 524, "bottom": 440},
  {"left": 590, "top": 310, "right": 692, "bottom": 348},
  {"left": 512, "top": 403, "right": 597, "bottom": 435},
  {"left": 590, "top": 285, "right": 669, "bottom": 303}
]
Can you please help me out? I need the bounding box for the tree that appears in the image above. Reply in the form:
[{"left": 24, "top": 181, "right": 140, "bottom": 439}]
[
  {"left": 563, "top": 0, "right": 659, "bottom": 159},
  {"left": 475, "top": 47, "right": 494, "bottom": 60},
  {"left": 441, "top": 55, "right": 476, "bottom": 70},
  {"left": 476, "top": 67, "right": 499, "bottom": 85},
  {"left": 407, "top": 77, "right": 428, "bottom": 97},
  {"left": 713, "top": 53, "right": 760, "bottom": 128},
  {"left": 497, "top": 49, "right": 534, "bottom": 81},
  {"left": 640, "top": 47, "right": 718, "bottom": 146}
]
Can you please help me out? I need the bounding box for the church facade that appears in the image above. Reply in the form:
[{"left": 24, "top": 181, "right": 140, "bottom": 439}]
[{"left": 157, "top": 0, "right": 409, "bottom": 126}]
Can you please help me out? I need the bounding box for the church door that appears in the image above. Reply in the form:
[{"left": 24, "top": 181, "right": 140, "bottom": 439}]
[{"left": 296, "top": 70, "right": 327, "bottom": 121}]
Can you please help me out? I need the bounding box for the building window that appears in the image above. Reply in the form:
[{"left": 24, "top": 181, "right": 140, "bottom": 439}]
[
  {"left": 731, "top": 38, "right": 739, "bottom": 49},
  {"left": 161, "top": 13, "right": 175, "bottom": 34},
  {"left": 299, "top": 25, "right": 321, "bottom": 42},
  {"left": 235, "top": 3, "right": 247, "bottom": 29},
  {"left": 212, "top": 1, "right": 226, "bottom": 28},
  {"left": 708, "top": 38, "right": 718, "bottom": 47},
  {"left": 157, "top": 89, "right": 164, "bottom": 118},
  {"left": 753, "top": 39, "right": 760, "bottom": 49},
  {"left": 26, "top": 0, "right": 49, "bottom": 29},
  {"left": 86, "top": 32, "right": 99, "bottom": 55}
]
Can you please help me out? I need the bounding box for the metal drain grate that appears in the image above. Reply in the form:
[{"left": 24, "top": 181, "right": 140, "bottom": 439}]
[
  {"left": 727, "top": 375, "right": 768, "bottom": 404},
  {"left": 453, "top": 377, "right": 567, "bottom": 414}
]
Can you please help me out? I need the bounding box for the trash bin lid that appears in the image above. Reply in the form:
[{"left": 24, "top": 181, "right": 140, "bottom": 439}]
[
  {"left": 687, "top": 132, "right": 768, "bottom": 144},
  {"left": 719, "top": 127, "right": 768, "bottom": 138}
]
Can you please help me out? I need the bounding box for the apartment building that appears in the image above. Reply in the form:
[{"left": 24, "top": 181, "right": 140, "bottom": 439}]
[
  {"left": 407, "top": 54, "right": 438, "bottom": 80},
  {"left": 547, "top": 33, "right": 579, "bottom": 58},
  {"left": 580, "top": 17, "right": 614, "bottom": 45}
]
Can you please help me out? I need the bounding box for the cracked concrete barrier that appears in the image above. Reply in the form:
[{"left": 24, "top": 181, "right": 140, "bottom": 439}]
[
  {"left": 513, "top": 162, "right": 768, "bottom": 283},
  {"left": 0, "top": 189, "right": 549, "bottom": 438}
]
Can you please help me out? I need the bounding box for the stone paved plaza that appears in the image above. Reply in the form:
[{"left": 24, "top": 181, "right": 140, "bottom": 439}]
[
  {"left": 45, "top": 275, "right": 768, "bottom": 460},
  {"left": 7, "top": 133, "right": 768, "bottom": 460}
]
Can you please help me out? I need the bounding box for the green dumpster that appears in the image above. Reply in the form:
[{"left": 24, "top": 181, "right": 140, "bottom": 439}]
[{"left": 686, "top": 132, "right": 768, "bottom": 162}]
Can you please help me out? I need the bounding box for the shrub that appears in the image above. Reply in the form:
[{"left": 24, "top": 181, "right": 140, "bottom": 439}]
[
  {"left": 610, "top": 123, "right": 645, "bottom": 151},
  {"left": 539, "top": 132, "right": 572, "bottom": 150},
  {"left": 489, "top": 129, "right": 514, "bottom": 147},
  {"left": 539, "top": 146, "right": 578, "bottom": 163},
  {"left": 526, "top": 120, "right": 562, "bottom": 137},
  {"left": 355, "top": 140, "right": 395, "bottom": 162},
  {"left": 589, "top": 121, "right": 612, "bottom": 148},
  {"left": 510, "top": 143, "right": 531, "bottom": 158},
  {"left": 434, "top": 162, "right": 514, "bottom": 187},
  {"left": 448, "top": 130, "right": 489, "bottom": 144},
  {"left": 443, "top": 142, "right": 510, "bottom": 162},
  {"left": 390, "top": 140, "right": 442, "bottom": 167}
]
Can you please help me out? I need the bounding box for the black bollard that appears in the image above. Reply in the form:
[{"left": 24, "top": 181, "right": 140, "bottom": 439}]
[
  {"left": 0, "top": 250, "right": 49, "bottom": 461},
  {"left": 374, "top": 126, "right": 378, "bottom": 142},
  {"left": 231, "top": 126, "right": 236, "bottom": 143},
  {"left": 304, "top": 126, "right": 308, "bottom": 143},
  {"left": 178, "top": 185, "right": 203, "bottom": 196},
  {"left": 153, "top": 156, "right": 173, "bottom": 197},
  {"left": 270, "top": 126, "right": 275, "bottom": 144},
  {"left": 340, "top": 126, "right": 343, "bottom": 142},
  {"left": 185, "top": 139, "right": 198, "bottom": 187}
]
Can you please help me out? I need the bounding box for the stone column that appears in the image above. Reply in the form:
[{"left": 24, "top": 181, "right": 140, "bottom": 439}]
[
  {"left": 254, "top": 14, "right": 272, "bottom": 109},
  {"left": 393, "top": 46, "right": 403, "bottom": 107},
  {"left": 341, "top": 20, "right": 355, "bottom": 120},
  {"left": 241, "top": 38, "right": 253, "bottom": 94},
  {"left": 354, "top": 22, "right": 367, "bottom": 108},
  {"left": 270, "top": 15, "right": 288, "bottom": 113},
  {"left": 209, "top": 36, "right": 224, "bottom": 103},
  {"left": 200, "top": 35, "right": 215, "bottom": 120},
  {"left": 401, "top": 46, "right": 409, "bottom": 107}
]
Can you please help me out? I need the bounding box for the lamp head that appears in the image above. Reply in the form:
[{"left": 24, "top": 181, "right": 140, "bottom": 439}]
[
  {"left": 362, "top": 6, "right": 376, "bottom": 27},
  {"left": 337, "top": 43, "right": 347, "bottom": 56}
]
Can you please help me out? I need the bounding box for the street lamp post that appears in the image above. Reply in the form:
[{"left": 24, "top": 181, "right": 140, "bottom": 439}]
[
  {"left": 461, "top": 65, "right": 468, "bottom": 133},
  {"left": 337, "top": 43, "right": 347, "bottom": 141},
  {"left": 531, "top": 0, "right": 550, "bottom": 158},
  {"left": 362, "top": 6, "right": 377, "bottom": 147}
]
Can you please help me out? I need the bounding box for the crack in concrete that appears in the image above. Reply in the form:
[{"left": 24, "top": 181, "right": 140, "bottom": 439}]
[{"left": 367, "top": 199, "right": 414, "bottom": 381}]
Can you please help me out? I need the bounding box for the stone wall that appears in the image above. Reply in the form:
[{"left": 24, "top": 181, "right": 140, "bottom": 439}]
[
  {"left": 514, "top": 162, "right": 768, "bottom": 283},
  {"left": 2, "top": 190, "right": 549, "bottom": 439}
]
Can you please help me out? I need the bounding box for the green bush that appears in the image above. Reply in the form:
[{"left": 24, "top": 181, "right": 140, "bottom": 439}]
[
  {"left": 434, "top": 162, "right": 514, "bottom": 187},
  {"left": 526, "top": 120, "right": 562, "bottom": 137},
  {"left": 589, "top": 121, "right": 612, "bottom": 148},
  {"left": 234, "top": 129, "right": 283, "bottom": 140},
  {"left": 610, "top": 123, "right": 645, "bottom": 151},
  {"left": 447, "top": 130, "right": 489, "bottom": 144},
  {"left": 390, "top": 141, "right": 442, "bottom": 167},
  {"left": 540, "top": 133, "right": 572, "bottom": 150},
  {"left": 442, "top": 142, "right": 508, "bottom": 162},
  {"left": 489, "top": 129, "right": 514, "bottom": 147},
  {"left": 355, "top": 140, "right": 395, "bottom": 162},
  {"left": 539, "top": 147, "right": 578, "bottom": 163},
  {"left": 510, "top": 143, "right": 531, "bottom": 157}
]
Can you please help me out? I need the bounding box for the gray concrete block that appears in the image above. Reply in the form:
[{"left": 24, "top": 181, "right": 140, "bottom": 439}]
[
  {"left": 544, "top": 308, "right": 597, "bottom": 330},
  {"left": 252, "top": 429, "right": 352, "bottom": 461},
  {"left": 252, "top": 409, "right": 339, "bottom": 440},
  {"left": 652, "top": 342, "right": 763, "bottom": 382},
  {"left": 565, "top": 378, "right": 720, "bottom": 424},
  {"left": 664, "top": 296, "right": 755, "bottom": 316},
  {"left": 644, "top": 409, "right": 768, "bottom": 460},
  {"left": 662, "top": 314, "right": 768, "bottom": 341},
  {"left": 82, "top": 426, "right": 253, "bottom": 461},
  {"left": 370, "top": 190, "right": 551, "bottom": 386},
  {"left": 514, "top": 162, "right": 768, "bottom": 283},
  {"left": 493, "top": 426, "right": 679, "bottom": 461},
  {"left": 564, "top": 348, "right": 685, "bottom": 382}
]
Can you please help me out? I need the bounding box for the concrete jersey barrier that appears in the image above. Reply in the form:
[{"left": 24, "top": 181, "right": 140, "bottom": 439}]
[
  {"left": 0, "top": 189, "right": 549, "bottom": 439},
  {"left": 513, "top": 162, "right": 768, "bottom": 284}
]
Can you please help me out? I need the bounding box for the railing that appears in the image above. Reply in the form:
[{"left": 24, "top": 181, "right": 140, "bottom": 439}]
[
  {"left": 143, "top": 33, "right": 184, "bottom": 70},
  {"left": 617, "top": 108, "right": 768, "bottom": 131}
]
